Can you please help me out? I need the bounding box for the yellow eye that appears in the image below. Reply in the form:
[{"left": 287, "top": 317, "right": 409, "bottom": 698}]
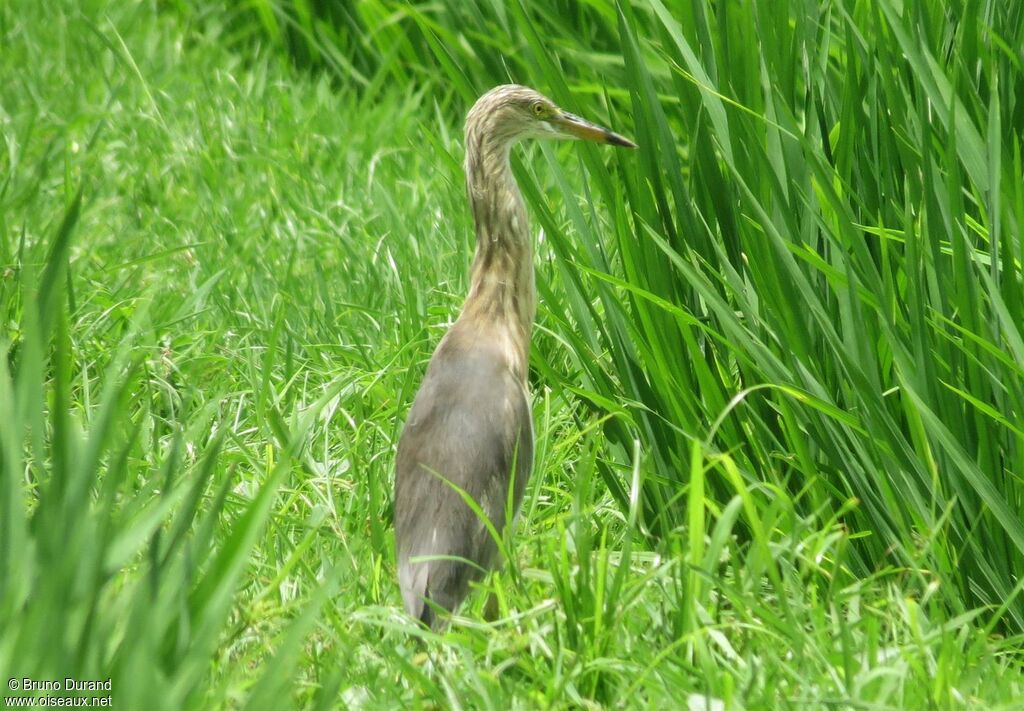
[{"left": 531, "top": 102, "right": 545, "bottom": 116}]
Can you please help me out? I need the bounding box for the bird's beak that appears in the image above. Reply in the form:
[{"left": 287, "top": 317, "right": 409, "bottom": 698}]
[{"left": 553, "top": 111, "right": 637, "bottom": 148}]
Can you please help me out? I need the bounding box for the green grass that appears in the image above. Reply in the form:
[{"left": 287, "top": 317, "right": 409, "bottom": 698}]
[{"left": 2, "top": 0, "right": 1023, "bottom": 707}]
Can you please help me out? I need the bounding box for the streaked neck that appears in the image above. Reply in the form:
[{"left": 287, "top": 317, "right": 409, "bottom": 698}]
[{"left": 461, "top": 132, "right": 536, "bottom": 373}]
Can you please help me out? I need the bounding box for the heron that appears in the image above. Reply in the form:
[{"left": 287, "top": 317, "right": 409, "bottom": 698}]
[{"left": 394, "top": 84, "right": 635, "bottom": 629}]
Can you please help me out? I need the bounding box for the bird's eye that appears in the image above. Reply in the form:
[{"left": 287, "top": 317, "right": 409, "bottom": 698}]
[{"left": 531, "top": 102, "right": 545, "bottom": 116}]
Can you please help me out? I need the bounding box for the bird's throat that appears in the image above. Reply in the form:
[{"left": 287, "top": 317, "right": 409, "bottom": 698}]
[{"left": 461, "top": 142, "right": 536, "bottom": 379}]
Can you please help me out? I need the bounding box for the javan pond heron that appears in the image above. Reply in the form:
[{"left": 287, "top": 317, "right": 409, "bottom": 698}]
[{"left": 395, "top": 84, "right": 635, "bottom": 629}]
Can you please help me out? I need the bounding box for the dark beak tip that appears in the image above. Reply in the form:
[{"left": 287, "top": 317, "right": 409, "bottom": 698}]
[{"left": 606, "top": 132, "right": 637, "bottom": 149}]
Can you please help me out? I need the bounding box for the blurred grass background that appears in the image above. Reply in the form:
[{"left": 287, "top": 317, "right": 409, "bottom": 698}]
[{"left": 2, "top": 0, "right": 1023, "bottom": 707}]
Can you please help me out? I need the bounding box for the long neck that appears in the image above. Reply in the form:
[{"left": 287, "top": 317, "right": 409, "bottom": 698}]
[{"left": 461, "top": 131, "right": 536, "bottom": 370}]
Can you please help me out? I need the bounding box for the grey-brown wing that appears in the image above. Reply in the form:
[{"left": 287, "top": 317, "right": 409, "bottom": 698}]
[{"left": 394, "top": 339, "right": 533, "bottom": 626}]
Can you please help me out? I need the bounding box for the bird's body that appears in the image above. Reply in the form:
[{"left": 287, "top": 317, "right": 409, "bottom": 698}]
[{"left": 395, "top": 85, "right": 634, "bottom": 629}]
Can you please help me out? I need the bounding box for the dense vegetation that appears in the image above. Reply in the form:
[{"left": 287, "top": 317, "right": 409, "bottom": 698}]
[{"left": 2, "top": 0, "right": 1022, "bottom": 707}]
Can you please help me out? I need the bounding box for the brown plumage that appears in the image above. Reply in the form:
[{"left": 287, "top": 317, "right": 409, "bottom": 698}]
[{"left": 394, "top": 84, "right": 635, "bottom": 629}]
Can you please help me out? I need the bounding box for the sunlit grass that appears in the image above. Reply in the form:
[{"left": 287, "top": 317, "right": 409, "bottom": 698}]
[{"left": 2, "top": 0, "right": 1023, "bottom": 707}]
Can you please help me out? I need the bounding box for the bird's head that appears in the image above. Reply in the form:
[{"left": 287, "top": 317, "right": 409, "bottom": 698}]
[{"left": 466, "top": 84, "right": 636, "bottom": 149}]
